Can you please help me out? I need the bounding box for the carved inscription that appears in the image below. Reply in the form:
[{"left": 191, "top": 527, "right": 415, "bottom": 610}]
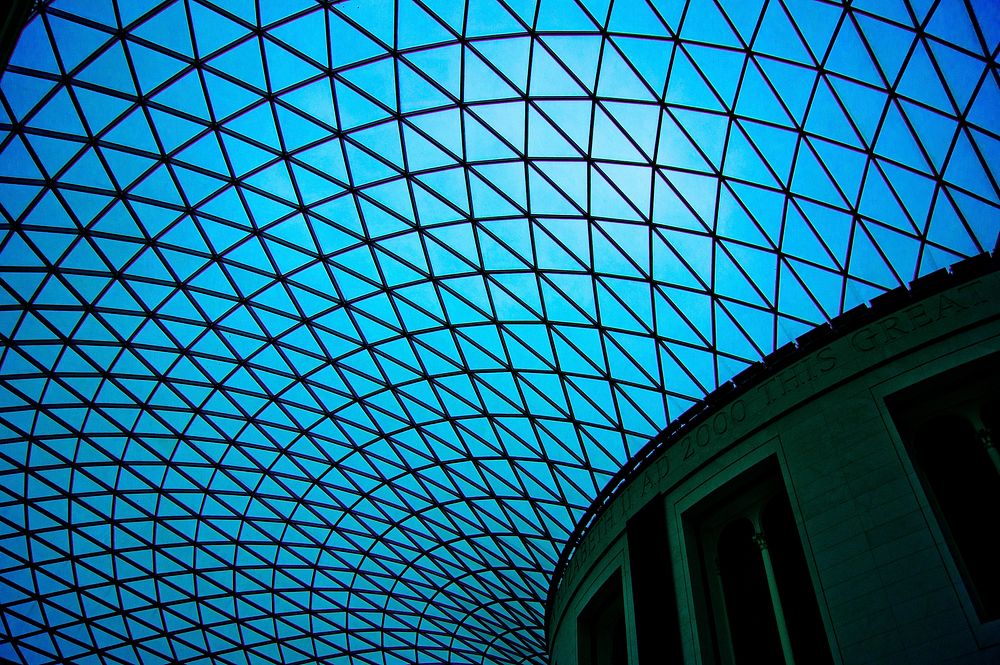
[
  {"left": 850, "top": 284, "right": 990, "bottom": 353},
  {"left": 758, "top": 280, "right": 991, "bottom": 406},
  {"left": 683, "top": 398, "right": 748, "bottom": 460},
  {"left": 552, "top": 278, "right": 996, "bottom": 626},
  {"left": 640, "top": 453, "right": 671, "bottom": 498},
  {"left": 757, "top": 347, "right": 837, "bottom": 407}
]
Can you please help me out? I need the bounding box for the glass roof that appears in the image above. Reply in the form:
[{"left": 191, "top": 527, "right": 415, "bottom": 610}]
[{"left": 0, "top": 1, "right": 997, "bottom": 663}]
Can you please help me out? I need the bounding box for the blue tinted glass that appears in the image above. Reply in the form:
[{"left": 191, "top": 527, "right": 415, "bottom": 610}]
[{"left": 1, "top": 1, "right": 998, "bottom": 663}]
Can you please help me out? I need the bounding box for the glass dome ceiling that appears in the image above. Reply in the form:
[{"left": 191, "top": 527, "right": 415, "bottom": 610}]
[{"left": 0, "top": 0, "right": 997, "bottom": 663}]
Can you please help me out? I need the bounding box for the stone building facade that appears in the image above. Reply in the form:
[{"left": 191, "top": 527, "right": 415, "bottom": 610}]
[{"left": 547, "top": 252, "right": 1000, "bottom": 665}]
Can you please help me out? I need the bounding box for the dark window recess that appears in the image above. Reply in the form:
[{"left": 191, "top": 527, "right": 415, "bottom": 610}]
[
  {"left": 688, "top": 459, "right": 833, "bottom": 665},
  {"left": 889, "top": 354, "right": 1000, "bottom": 622},
  {"left": 627, "top": 499, "right": 683, "bottom": 663},
  {"left": 578, "top": 571, "right": 628, "bottom": 665},
  {"left": 717, "top": 518, "right": 783, "bottom": 664},
  {"left": 762, "top": 492, "right": 835, "bottom": 665}
]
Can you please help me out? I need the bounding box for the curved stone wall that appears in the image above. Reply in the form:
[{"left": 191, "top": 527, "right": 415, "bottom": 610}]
[{"left": 548, "top": 251, "right": 1000, "bottom": 665}]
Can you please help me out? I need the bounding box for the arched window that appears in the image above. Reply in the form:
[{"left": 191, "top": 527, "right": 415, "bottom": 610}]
[{"left": 690, "top": 462, "right": 833, "bottom": 665}]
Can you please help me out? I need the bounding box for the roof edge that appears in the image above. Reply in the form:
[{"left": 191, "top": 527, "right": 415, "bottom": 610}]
[{"left": 545, "top": 247, "right": 1000, "bottom": 629}]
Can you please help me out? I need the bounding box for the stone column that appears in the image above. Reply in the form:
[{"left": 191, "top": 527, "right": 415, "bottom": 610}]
[{"left": 752, "top": 527, "right": 796, "bottom": 665}]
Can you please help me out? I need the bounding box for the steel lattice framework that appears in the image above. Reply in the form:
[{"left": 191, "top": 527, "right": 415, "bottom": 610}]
[{"left": 0, "top": 0, "right": 997, "bottom": 663}]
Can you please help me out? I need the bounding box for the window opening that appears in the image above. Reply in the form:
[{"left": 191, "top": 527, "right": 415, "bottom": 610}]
[
  {"left": 690, "top": 461, "right": 833, "bottom": 665},
  {"left": 889, "top": 356, "right": 1000, "bottom": 621},
  {"left": 627, "top": 499, "right": 683, "bottom": 663},
  {"left": 578, "top": 571, "right": 628, "bottom": 665}
]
